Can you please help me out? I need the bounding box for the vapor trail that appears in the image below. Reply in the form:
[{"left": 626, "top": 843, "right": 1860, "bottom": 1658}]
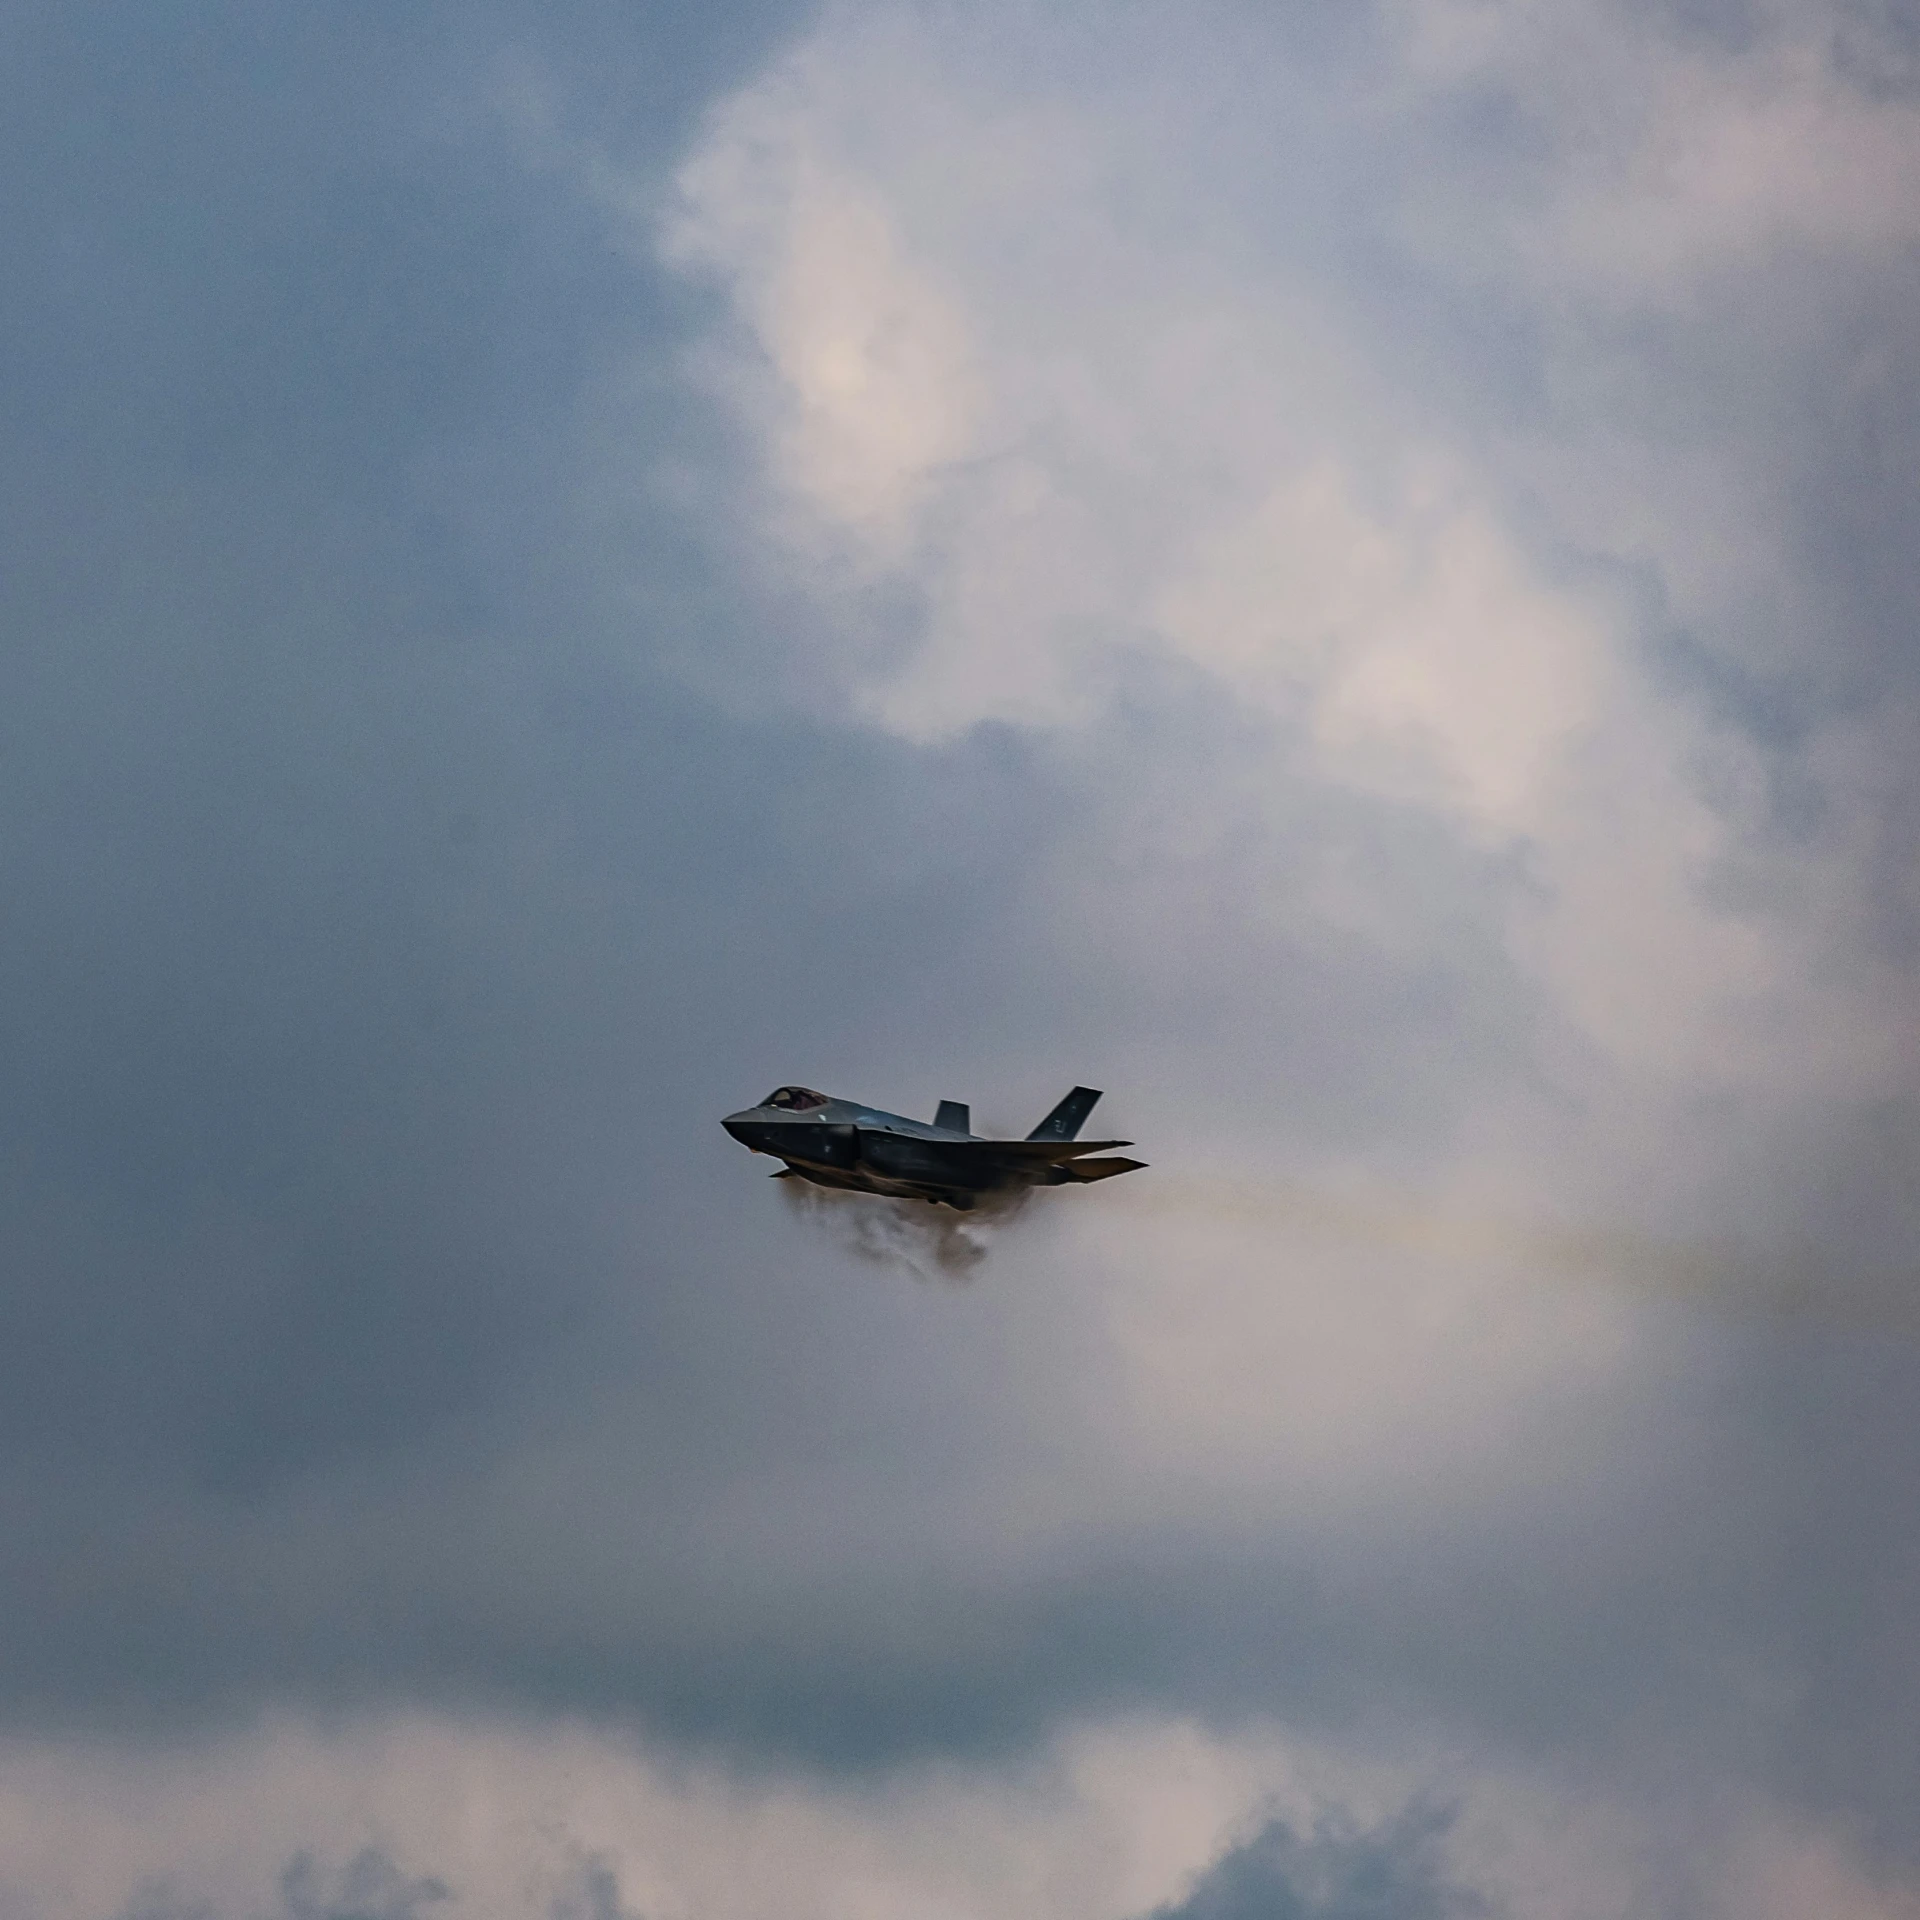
[
  {"left": 1107, "top": 1173, "right": 1918, "bottom": 1334},
  {"left": 776, "top": 1179, "right": 1032, "bottom": 1282}
]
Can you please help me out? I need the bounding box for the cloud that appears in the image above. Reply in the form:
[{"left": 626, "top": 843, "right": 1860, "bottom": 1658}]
[
  {"left": 1140, "top": 1803, "right": 1490, "bottom": 1920},
  {"left": 776, "top": 1177, "right": 1029, "bottom": 1280},
  {"left": 2, "top": 0, "right": 1920, "bottom": 1914},
  {"left": 19, "top": 1713, "right": 1920, "bottom": 1920},
  {"left": 113, "top": 1850, "right": 452, "bottom": 1920},
  {"left": 633, "top": 0, "right": 1920, "bottom": 1864},
  {"left": 1390, "top": 0, "right": 1920, "bottom": 293},
  {"left": 656, "top": 0, "right": 1919, "bottom": 1156},
  {"left": 0, "top": 1717, "right": 1340, "bottom": 1920},
  {"left": 278, "top": 1852, "right": 454, "bottom": 1920},
  {"left": 545, "top": 1857, "right": 642, "bottom": 1920}
]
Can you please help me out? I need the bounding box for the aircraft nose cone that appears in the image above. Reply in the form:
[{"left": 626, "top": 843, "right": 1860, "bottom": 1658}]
[{"left": 722, "top": 1113, "right": 760, "bottom": 1148}]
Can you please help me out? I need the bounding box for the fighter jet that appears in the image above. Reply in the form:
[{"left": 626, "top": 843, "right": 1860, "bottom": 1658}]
[{"left": 722, "top": 1085, "right": 1145, "bottom": 1210}]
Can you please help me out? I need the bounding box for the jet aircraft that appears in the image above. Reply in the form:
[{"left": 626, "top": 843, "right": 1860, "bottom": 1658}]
[{"left": 722, "top": 1085, "right": 1145, "bottom": 1209}]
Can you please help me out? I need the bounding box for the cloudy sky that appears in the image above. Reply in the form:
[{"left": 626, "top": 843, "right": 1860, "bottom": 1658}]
[{"left": 4, "top": 1, "right": 1920, "bottom": 1915}]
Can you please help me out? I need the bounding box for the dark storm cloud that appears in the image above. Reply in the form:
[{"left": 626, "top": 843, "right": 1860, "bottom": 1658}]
[
  {"left": 117, "top": 1814, "right": 1497, "bottom": 1920},
  {"left": 0, "top": 0, "right": 1022, "bottom": 1623},
  {"left": 119, "top": 1850, "right": 452, "bottom": 1920},
  {"left": 0, "top": 0, "right": 960, "bottom": 1497},
  {"left": 1141, "top": 1805, "right": 1490, "bottom": 1920},
  {"left": 117, "top": 1848, "right": 652, "bottom": 1920}
]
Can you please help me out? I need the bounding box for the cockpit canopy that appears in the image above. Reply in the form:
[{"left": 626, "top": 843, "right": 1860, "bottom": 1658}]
[{"left": 764, "top": 1086, "right": 829, "bottom": 1111}]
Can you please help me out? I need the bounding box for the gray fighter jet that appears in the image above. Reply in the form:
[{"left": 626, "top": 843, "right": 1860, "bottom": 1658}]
[{"left": 722, "top": 1085, "right": 1145, "bottom": 1209}]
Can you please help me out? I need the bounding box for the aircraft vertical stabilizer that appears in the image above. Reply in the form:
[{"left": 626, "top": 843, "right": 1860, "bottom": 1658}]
[
  {"left": 1027, "top": 1086, "right": 1101, "bottom": 1141},
  {"left": 935, "top": 1100, "right": 970, "bottom": 1134}
]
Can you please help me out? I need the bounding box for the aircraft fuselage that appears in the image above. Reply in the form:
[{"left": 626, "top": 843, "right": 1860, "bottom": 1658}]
[{"left": 722, "top": 1085, "right": 1144, "bottom": 1210}]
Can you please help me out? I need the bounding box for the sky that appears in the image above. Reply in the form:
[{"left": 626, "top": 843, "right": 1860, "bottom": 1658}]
[{"left": 3, "top": 1, "right": 1920, "bottom": 1915}]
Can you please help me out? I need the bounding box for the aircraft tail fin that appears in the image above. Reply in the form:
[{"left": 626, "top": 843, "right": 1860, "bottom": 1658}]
[
  {"left": 935, "top": 1100, "right": 971, "bottom": 1134},
  {"left": 1028, "top": 1086, "right": 1102, "bottom": 1141}
]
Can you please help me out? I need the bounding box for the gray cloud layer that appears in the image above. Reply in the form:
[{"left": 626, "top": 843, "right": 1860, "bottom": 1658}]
[
  {"left": 5, "top": 1, "right": 1920, "bottom": 1912},
  {"left": 121, "top": 1850, "right": 455, "bottom": 1920},
  {"left": 117, "top": 1811, "right": 1491, "bottom": 1920}
]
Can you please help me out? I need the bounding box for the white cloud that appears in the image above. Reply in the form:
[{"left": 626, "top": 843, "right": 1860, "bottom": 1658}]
[
  {"left": 1391, "top": 0, "right": 1920, "bottom": 295},
  {"left": 650, "top": 0, "right": 1918, "bottom": 1162},
  {"left": 664, "top": 52, "right": 987, "bottom": 558},
  {"left": 1154, "top": 456, "right": 1611, "bottom": 830}
]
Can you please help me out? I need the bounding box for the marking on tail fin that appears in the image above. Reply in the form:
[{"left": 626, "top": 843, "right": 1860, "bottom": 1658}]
[{"left": 1028, "top": 1086, "right": 1102, "bottom": 1142}]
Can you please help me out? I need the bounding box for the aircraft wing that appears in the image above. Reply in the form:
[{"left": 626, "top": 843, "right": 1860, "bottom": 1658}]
[
  {"left": 953, "top": 1137, "right": 1134, "bottom": 1164},
  {"left": 851, "top": 1131, "right": 1131, "bottom": 1169}
]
